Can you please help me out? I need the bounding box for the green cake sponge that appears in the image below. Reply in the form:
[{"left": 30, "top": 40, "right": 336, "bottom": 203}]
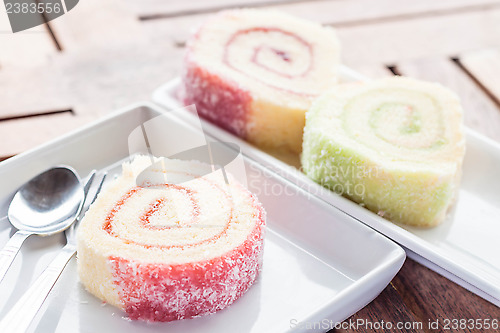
[{"left": 301, "top": 76, "right": 466, "bottom": 227}]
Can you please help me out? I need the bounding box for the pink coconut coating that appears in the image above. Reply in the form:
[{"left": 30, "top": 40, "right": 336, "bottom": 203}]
[
  {"left": 182, "top": 24, "right": 315, "bottom": 147},
  {"left": 183, "top": 58, "right": 251, "bottom": 138},
  {"left": 108, "top": 195, "right": 265, "bottom": 322}
]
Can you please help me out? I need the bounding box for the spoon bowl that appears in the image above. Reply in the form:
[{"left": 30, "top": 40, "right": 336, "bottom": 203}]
[
  {"left": 8, "top": 167, "right": 84, "bottom": 235},
  {"left": 0, "top": 166, "right": 84, "bottom": 284}
]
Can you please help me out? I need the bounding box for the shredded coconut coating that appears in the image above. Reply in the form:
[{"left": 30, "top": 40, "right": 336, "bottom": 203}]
[
  {"left": 302, "top": 77, "right": 465, "bottom": 227},
  {"left": 182, "top": 9, "right": 340, "bottom": 154},
  {"left": 77, "top": 156, "right": 266, "bottom": 321},
  {"left": 110, "top": 209, "right": 264, "bottom": 321}
]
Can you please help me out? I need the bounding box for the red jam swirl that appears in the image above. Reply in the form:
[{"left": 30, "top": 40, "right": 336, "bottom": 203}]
[
  {"left": 223, "top": 27, "right": 315, "bottom": 96},
  {"left": 102, "top": 181, "right": 234, "bottom": 249}
]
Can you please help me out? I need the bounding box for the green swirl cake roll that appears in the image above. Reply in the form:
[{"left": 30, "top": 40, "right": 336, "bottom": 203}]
[{"left": 302, "top": 77, "right": 466, "bottom": 227}]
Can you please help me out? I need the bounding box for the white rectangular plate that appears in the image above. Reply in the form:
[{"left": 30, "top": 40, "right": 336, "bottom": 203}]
[
  {"left": 152, "top": 66, "right": 500, "bottom": 307},
  {"left": 0, "top": 103, "right": 405, "bottom": 333}
]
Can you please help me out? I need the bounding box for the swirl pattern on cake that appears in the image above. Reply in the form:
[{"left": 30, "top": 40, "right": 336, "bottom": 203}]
[
  {"left": 301, "top": 77, "right": 466, "bottom": 227},
  {"left": 77, "top": 156, "right": 266, "bottom": 321},
  {"left": 183, "top": 9, "right": 340, "bottom": 154}
]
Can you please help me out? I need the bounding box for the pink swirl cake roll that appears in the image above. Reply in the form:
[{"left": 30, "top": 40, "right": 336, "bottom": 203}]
[
  {"left": 183, "top": 9, "right": 340, "bottom": 154},
  {"left": 77, "top": 156, "right": 266, "bottom": 322}
]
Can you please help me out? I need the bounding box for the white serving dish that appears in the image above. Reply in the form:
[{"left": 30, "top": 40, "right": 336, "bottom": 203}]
[
  {"left": 0, "top": 103, "right": 405, "bottom": 333},
  {"left": 152, "top": 65, "right": 500, "bottom": 307}
]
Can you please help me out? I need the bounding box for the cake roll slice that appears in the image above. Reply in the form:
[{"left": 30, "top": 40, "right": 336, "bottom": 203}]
[
  {"left": 77, "top": 156, "right": 265, "bottom": 321},
  {"left": 183, "top": 9, "right": 340, "bottom": 154},
  {"left": 302, "top": 77, "right": 466, "bottom": 227}
]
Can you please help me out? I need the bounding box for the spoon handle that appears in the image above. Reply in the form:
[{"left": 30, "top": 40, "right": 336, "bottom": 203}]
[
  {"left": 0, "top": 230, "right": 32, "bottom": 284},
  {"left": 0, "top": 244, "right": 76, "bottom": 333}
]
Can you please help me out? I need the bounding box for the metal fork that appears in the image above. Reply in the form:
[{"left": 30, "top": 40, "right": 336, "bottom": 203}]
[{"left": 0, "top": 171, "right": 107, "bottom": 333}]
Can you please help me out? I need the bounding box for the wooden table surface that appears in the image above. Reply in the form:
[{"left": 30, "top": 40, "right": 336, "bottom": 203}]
[{"left": 1, "top": 0, "right": 500, "bottom": 332}]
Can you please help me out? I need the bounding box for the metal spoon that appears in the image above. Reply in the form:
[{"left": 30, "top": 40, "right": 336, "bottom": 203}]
[
  {"left": 0, "top": 166, "right": 84, "bottom": 284},
  {"left": 0, "top": 171, "right": 105, "bottom": 333}
]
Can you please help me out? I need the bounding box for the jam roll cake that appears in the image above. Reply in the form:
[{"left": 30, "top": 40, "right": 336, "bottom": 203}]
[
  {"left": 183, "top": 9, "right": 340, "bottom": 154},
  {"left": 77, "top": 156, "right": 266, "bottom": 322},
  {"left": 302, "top": 77, "right": 466, "bottom": 227}
]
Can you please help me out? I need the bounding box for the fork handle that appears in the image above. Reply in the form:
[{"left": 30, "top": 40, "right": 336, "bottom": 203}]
[
  {"left": 0, "top": 230, "right": 32, "bottom": 284},
  {"left": 0, "top": 244, "right": 76, "bottom": 333}
]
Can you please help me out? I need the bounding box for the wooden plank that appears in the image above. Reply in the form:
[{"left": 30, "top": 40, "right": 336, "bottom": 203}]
[
  {"left": 0, "top": 41, "right": 183, "bottom": 124},
  {"left": 351, "top": 65, "right": 394, "bottom": 79},
  {"left": 0, "top": 59, "right": 72, "bottom": 118},
  {"left": 0, "top": 112, "right": 95, "bottom": 158},
  {"left": 131, "top": 0, "right": 500, "bottom": 20},
  {"left": 396, "top": 57, "right": 500, "bottom": 142},
  {"left": 55, "top": 44, "right": 184, "bottom": 116},
  {"left": 125, "top": 0, "right": 302, "bottom": 18},
  {"left": 143, "top": 4, "right": 500, "bottom": 67},
  {"left": 28, "top": 0, "right": 184, "bottom": 117},
  {"left": 342, "top": 279, "right": 424, "bottom": 332},
  {"left": 48, "top": 0, "right": 144, "bottom": 50},
  {"left": 342, "top": 258, "right": 500, "bottom": 333},
  {"left": 0, "top": 7, "right": 57, "bottom": 67},
  {"left": 283, "top": 0, "right": 500, "bottom": 27},
  {"left": 0, "top": 4, "right": 62, "bottom": 121},
  {"left": 391, "top": 259, "right": 500, "bottom": 332},
  {"left": 0, "top": 0, "right": 184, "bottom": 159},
  {"left": 337, "top": 8, "right": 500, "bottom": 67},
  {"left": 460, "top": 48, "right": 500, "bottom": 106}
]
